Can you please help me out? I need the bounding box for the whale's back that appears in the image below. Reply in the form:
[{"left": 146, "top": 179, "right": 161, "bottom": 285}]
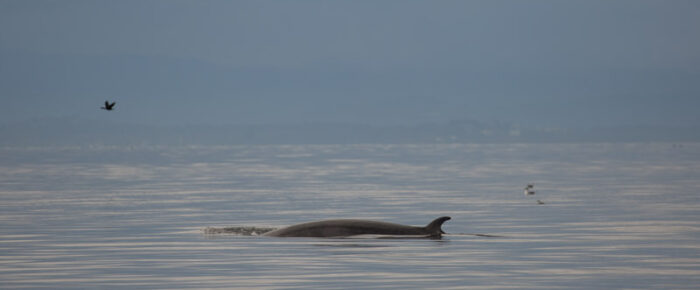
[{"left": 263, "top": 217, "right": 450, "bottom": 238}]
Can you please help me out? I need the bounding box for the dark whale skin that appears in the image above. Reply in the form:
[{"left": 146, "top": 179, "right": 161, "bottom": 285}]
[{"left": 263, "top": 216, "right": 451, "bottom": 238}]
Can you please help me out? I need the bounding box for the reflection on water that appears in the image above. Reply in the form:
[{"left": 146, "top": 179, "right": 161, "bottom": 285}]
[{"left": 1, "top": 143, "right": 700, "bottom": 288}]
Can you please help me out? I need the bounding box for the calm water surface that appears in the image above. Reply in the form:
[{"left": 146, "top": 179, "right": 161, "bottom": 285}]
[{"left": 1, "top": 143, "right": 699, "bottom": 289}]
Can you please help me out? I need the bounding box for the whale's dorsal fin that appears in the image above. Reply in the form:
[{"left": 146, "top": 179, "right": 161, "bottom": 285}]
[{"left": 424, "top": 216, "right": 451, "bottom": 235}]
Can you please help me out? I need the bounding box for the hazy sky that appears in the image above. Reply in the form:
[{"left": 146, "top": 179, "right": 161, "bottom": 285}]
[{"left": 1, "top": 0, "right": 699, "bottom": 128}]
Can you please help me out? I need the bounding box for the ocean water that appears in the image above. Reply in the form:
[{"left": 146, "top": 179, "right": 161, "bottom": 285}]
[{"left": 1, "top": 143, "right": 699, "bottom": 289}]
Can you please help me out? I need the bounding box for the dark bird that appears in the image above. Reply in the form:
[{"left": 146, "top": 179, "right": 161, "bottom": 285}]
[{"left": 101, "top": 100, "right": 116, "bottom": 111}]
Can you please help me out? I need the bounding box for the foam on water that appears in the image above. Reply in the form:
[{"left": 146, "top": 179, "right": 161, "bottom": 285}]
[{"left": 203, "top": 226, "right": 275, "bottom": 236}]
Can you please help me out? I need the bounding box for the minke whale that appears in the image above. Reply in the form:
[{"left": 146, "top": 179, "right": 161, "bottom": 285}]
[{"left": 263, "top": 216, "right": 451, "bottom": 238}]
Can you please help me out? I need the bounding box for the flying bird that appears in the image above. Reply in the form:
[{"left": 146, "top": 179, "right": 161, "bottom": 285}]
[{"left": 101, "top": 101, "right": 116, "bottom": 111}]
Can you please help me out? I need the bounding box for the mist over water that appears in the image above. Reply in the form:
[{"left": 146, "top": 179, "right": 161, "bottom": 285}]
[
  {"left": 3, "top": 2, "right": 700, "bottom": 287},
  {"left": 1, "top": 143, "right": 700, "bottom": 288}
]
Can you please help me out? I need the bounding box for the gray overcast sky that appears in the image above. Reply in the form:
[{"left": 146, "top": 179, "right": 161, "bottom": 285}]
[{"left": 1, "top": 0, "right": 699, "bottom": 128}]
